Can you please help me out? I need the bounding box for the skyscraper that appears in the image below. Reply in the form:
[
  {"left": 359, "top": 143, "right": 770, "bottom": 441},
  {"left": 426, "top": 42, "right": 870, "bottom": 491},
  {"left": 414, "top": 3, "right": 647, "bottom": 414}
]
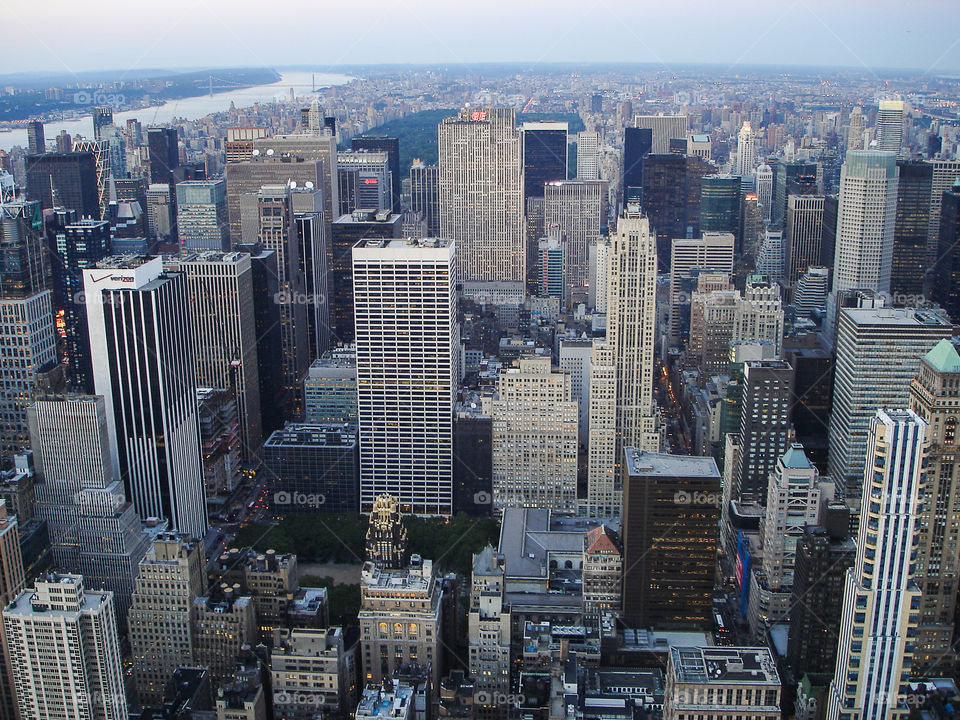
[
  {"left": 622, "top": 127, "right": 652, "bottom": 204},
  {"left": 889, "top": 159, "right": 932, "bottom": 299},
  {"left": 0, "top": 501, "right": 24, "bottom": 720},
  {"left": 83, "top": 256, "right": 207, "bottom": 538},
  {"left": 876, "top": 99, "right": 906, "bottom": 154},
  {"left": 668, "top": 233, "right": 735, "bottom": 345},
  {"left": 772, "top": 160, "right": 817, "bottom": 227},
  {"left": 847, "top": 106, "right": 864, "bottom": 151},
  {"left": 353, "top": 238, "right": 458, "bottom": 516},
  {"left": 147, "top": 127, "right": 179, "bottom": 186},
  {"left": 175, "top": 179, "right": 229, "bottom": 252},
  {"left": 755, "top": 164, "right": 774, "bottom": 223},
  {"left": 28, "top": 395, "right": 150, "bottom": 627},
  {"left": 337, "top": 150, "right": 392, "bottom": 216},
  {"left": 409, "top": 161, "right": 440, "bottom": 235},
  {"left": 925, "top": 160, "right": 960, "bottom": 265},
  {"left": 0, "top": 199, "right": 57, "bottom": 457},
  {"left": 439, "top": 108, "right": 524, "bottom": 303},
  {"left": 827, "top": 409, "right": 926, "bottom": 720},
  {"left": 576, "top": 131, "right": 601, "bottom": 180},
  {"left": 633, "top": 114, "right": 687, "bottom": 154},
  {"left": 4, "top": 573, "right": 127, "bottom": 720},
  {"left": 26, "top": 121, "right": 44, "bottom": 154},
  {"left": 827, "top": 307, "right": 952, "bottom": 501},
  {"left": 933, "top": 180, "right": 960, "bottom": 320},
  {"left": 177, "top": 251, "right": 262, "bottom": 462},
  {"left": 833, "top": 151, "right": 899, "bottom": 295},
  {"left": 522, "top": 121, "right": 568, "bottom": 199},
  {"left": 544, "top": 179, "right": 607, "bottom": 297},
  {"left": 351, "top": 135, "right": 401, "bottom": 212},
  {"left": 784, "top": 194, "right": 825, "bottom": 286},
  {"left": 145, "top": 183, "right": 175, "bottom": 242},
  {"left": 908, "top": 339, "right": 960, "bottom": 670},
  {"left": 585, "top": 210, "right": 660, "bottom": 517},
  {"left": 699, "top": 175, "right": 741, "bottom": 245},
  {"left": 736, "top": 121, "right": 756, "bottom": 179},
  {"left": 91, "top": 106, "right": 113, "bottom": 141},
  {"left": 24, "top": 152, "right": 100, "bottom": 219}
]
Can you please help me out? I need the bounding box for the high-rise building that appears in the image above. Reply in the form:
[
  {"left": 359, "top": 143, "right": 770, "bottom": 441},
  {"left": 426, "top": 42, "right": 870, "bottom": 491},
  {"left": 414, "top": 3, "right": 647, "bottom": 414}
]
[
  {"left": 351, "top": 135, "right": 401, "bottom": 212},
  {"left": 642, "top": 153, "right": 715, "bottom": 267},
  {"left": 784, "top": 194, "right": 825, "bottom": 286},
  {"left": 147, "top": 127, "right": 180, "bottom": 186},
  {"left": 585, "top": 210, "right": 660, "bottom": 517},
  {"left": 522, "top": 121, "right": 568, "bottom": 200},
  {"left": 337, "top": 150, "right": 392, "bottom": 216},
  {"left": 4, "top": 573, "right": 127, "bottom": 720},
  {"left": 559, "top": 338, "right": 593, "bottom": 448},
  {"left": 668, "top": 233, "right": 735, "bottom": 345},
  {"left": 353, "top": 238, "right": 458, "bottom": 516},
  {"left": 576, "top": 131, "right": 601, "bottom": 180},
  {"left": 304, "top": 351, "right": 357, "bottom": 426},
  {"left": 128, "top": 534, "right": 207, "bottom": 706},
  {"left": 699, "top": 175, "right": 741, "bottom": 245},
  {"left": 828, "top": 307, "right": 952, "bottom": 501},
  {"left": 536, "top": 235, "right": 564, "bottom": 300},
  {"left": 933, "top": 180, "right": 960, "bottom": 320},
  {"left": 26, "top": 121, "right": 44, "bottom": 154},
  {"left": 176, "top": 179, "right": 229, "bottom": 252},
  {"left": 0, "top": 199, "right": 57, "bottom": 457},
  {"left": 409, "top": 161, "right": 439, "bottom": 235},
  {"left": 0, "top": 501, "right": 24, "bottom": 720},
  {"left": 145, "top": 183, "right": 176, "bottom": 242},
  {"left": 177, "top": 251, "right": 262, "bottom": 461},
  {"left": 544, "top": 179, "right": 607, "bottom": 295},
  {"left": 925, "top": 160, "right": 960, "bottom": 265},
  {"left": 83, "top": 256, "right": 207, "bottom": 538},
  {"left": 687, "top": 280, "right": 738, "bottom": 376},
  {"left": 469, "top": 546, "right": 511, "bottom": 714},
  {"left": 889, "top": 159, "right": 932, "bottom": 299},
  {"left": 847, "top": 106, "right": 864, "bottom": 151},
  {"left": 24, "top": 152, "right": 100, "bottom": 218},
  {"left": 70, "top": 138, "right": 110, "bottom": 219},
  {"left": 794, "top": 266, "right": 830, "bottom": 318},
  {"left": 622, "top": 127, "right": 652, "bottom": 204},
  {"left": 736, "top": 121, "right": 756, "bottom": 179},
  {"left": 734, "top": 277, "right": 784, "bottom": 357},
  {"left": 272, "top": 627, "right": 358, "bottom": 717},
  {"left": 633, "top": 114, "right": 688, "bottom": 154},
  {"left": 833, "top": 150, "right": 898, "bottom": 294},
  {"left": 908, "top": 339, "right": 960, "bottom": 670},
  {"left": 664, "top": 647, "right": 780, "bottom": 720},
  {"left": 28, "top": 395, "right": 149, "bottom": 627},
  {"left": 365, "top": 494, "right": 409, "bottom": 570},
  {"left": 755, "top": 164, "right": 774, "bottom": 222},
  {"left": 622, "top": 449, "right": 720, "bottom": 629},
  {"left": 827, "top": 409, "right": 926, "bottom": 720},
  {"left": 439, "top": 108, "right": 524, "bottom": 302},
  {"left": 491, "top": 357, "right": 578, "bottom": 513},
  {"left": 876, "top": 99, "right": 906, "bottom": 154},
  {"left": 772, "top": 160, "right": 817, "bottom": 227}
]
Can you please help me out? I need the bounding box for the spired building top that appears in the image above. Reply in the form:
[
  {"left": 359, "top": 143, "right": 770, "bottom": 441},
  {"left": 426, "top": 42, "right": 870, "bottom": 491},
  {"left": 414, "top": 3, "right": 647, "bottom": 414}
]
[{"left": 365, "top": 494, "right": 409, "bottom": 570}]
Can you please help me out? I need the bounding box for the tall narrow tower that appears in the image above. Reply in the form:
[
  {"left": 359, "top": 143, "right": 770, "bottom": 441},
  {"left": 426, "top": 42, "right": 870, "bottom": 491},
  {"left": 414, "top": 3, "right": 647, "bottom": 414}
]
[{"left": 736, "top": 121, "right": 756, "bottom": 178}]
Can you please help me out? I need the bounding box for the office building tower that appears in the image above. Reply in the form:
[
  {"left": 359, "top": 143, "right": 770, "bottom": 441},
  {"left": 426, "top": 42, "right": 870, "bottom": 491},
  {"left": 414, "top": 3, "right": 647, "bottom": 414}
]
[
  {"left": 588, "top": 239, "right": 610, "bottom": 312},
  {"left": 828, "top": 307, "right": 951, "bottom": 501},
  {"left": 522, "top": 121, "right": 568, "bottom": 199},
  {"left": 699, "top": 175, "right": 741, "bottom": 245},
  {"left": 585, "top": 210, "right": 661, "bottom": 517},
  {"left": 338, "top": 150, "right": 392, "bottom": 216},
  {"left": 664, "top": 647, "right": 780, "bottom": 720},
  {"left": 925, "top": 160, "right": 960, "bottom": 264},
  {"left": 176, "top": 179, "right": 229, "bottom": 252},
  {"left": 351, "top": 135, "right": 401, "bottom": 212},
  {"left": 891, "top": 160, "right": 932, "bottom": 298},
  {"left": 4, "top": 573, "right": 126, "bottom": 720},
  {"left": 622, "top": 127, "right": 652, "bottom": 204},
  {"left": 642, "top": 153, "right": 715, "bottom": 266},
  {"left": 755, "top": 229, "right": 784, "bottom": 281},
  {"left": 44, "top": 214, "right": 111, "bottom": 390},
  {"left": 847, "top": 106, "right": 865, "bottom": 151},
  {"left": 288, "top": 185, "right": 330, "bottom": 360},
  {"left": 264, "top": 424, "right": 359, "bottom": 514},
  {"left": 128, "top": 534, "right": 206, "bottom": 706},
  {"left": 536, "top": 235, "right": 564, "bottom": 300},
  {"left": 734, "top": 276, "right": 784, "bottom": 357},
  {"left": 784, "top": 195, "right": 825, "bottom": 286},
  {"left": 787, "top": 507, "right": 855, "bottom": 680},
  {"left": 827, "top": 409, "right": 926, "bottom": 720},
  {"left": 908, "top": 340, "right": 960, "bottom": 670},
  {"left": 668, "top": 233, "right": 735, "bottom": 345},
  {"left": 409, "top": 161, "right": 440, "bottom": 235},
  {"left": 633, "top": 114, "right": 688, "bottom": 154},
  {"left": 145, "top": 183, "right": 176, "bottom": 242},
  {"left": 330, "top": 209, "right": 402, "bottom": 344},
  {"left": 91, "top": 106, "right": 113, "bottom": 141},
  {"left": 353, "top": 238, "right": 458, "bottom": 516},
  {"left": 193, "top": 593, "right": 256, "bottom": 684},
  {"left": 26, "top": 121, "right": 44, "bottom": 154},
  {"left": 224, "top": 127, "right": 267, "bottom": 164},
  {"left": 755, "top": 164, "right": 773, "bottom": 222},
  {"left": 240, "top": 185, "right": 311, "bottom": 420},
  {"left": 84, "top": 256, "right": 207, "bottom": 538},
  {"left": 833, "top": 151, "right": 898, "bottom": 294},
  {"left": 28, "top": 395, "right": 149, "bottom": 626},
  {"left": 453, "top": 401, "right": 492, "bottom": 517},
  {"left": 304, "top": 351, "right": 357, "bottom": 425},
  {"left": 622, "top": 449, "right": 720, "bottom": 629},
  {"left": 544, "top": 179, "right": 607, "bottom": 295},
  {"left": 876, "top": 99, "right": 906, "bottom": 154},
  {"left": 590, "top": 93, "right": 603, "bottom": 113},
  {"left": 772, "top": 161, "right": 817, "bottom": 226},
  {"left": 736, "top": 121, "right": 756, "bottom": 178},
  {"left": 147, "top": 127, "right": 179, "bottom": 186},
  {"left": 576, "top": 131, "right": 601, "bottom": 180},
  {"left": 70, "top": 138, "right": 110, "bottom": 219},
  {"left": 0, "top": 199, "right": 57, "bottom": 457},
  {"left": 24, "top": 152, "right": 100, "bottom": 218},
  {"left": 933, "top": 180, "right": 960, "bottom": 320},
  {"left": 469, "top": 546, "right": 511, "bottom": 712},
  {"left": 439, "top": 108, "right": 524, "bottom": 302},
  {"left": 195, "top": 387, "right": 240, "bottom": 497},
  {"left": 794, "top": 266, "right": 830, "bottom": 318},
  {"left": 559, "top": 338, "right": 593, "bottom": 448},
  {"left": 177, "top": 251, "right": 262, "bottom": 461},
  {"left": 491, "top": 357, "right": 578, "bottom": 513},
  {"left": 0, "top": 502, "right": 23, "bottom": 720},
  {"left": 272, "top": 627, "right": 357, "bottom": 717},
  {"left": 687, "top": 281, "right": 738, "bottom": 376},
  {"left": 365, "top": 493, "right": 409, "bottom": 570},
  {"left": 358, "top": 556, "right": 442, "bottom": 690}
]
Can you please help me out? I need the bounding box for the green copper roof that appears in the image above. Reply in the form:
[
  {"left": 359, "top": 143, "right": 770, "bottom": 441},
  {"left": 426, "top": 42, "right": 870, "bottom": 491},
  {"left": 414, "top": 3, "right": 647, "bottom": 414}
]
[
  {"left": 781, "top": 443, "right": 813, "bottom": 470},
  {"left": 924, "top": 338, "right": 960, "bottom": 373}
]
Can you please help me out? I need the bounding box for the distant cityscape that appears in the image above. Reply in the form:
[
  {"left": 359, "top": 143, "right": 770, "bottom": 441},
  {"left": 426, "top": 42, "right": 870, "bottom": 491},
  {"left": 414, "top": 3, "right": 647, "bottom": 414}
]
[{"left": 0, "top": 57, "right": 959, "bottom": 720}]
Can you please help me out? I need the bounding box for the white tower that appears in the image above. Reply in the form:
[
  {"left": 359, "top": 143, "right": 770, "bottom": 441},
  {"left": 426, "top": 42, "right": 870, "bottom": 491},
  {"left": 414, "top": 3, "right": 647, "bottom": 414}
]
[{"left": 736, "top": 121, "right": 757, "bottom": 178}]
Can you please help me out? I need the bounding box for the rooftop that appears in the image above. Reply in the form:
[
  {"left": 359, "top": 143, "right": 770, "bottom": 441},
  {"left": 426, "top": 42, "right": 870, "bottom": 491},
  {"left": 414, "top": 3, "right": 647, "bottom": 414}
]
[
  {"left": 670, "top": 647, "right": 780, "bottom": 686},
  {"left": 623, "top": 449, "right": 720, "bottom": 479},
  {"left": 924, "top": 339, "right": 960, "bottom": 374},
  {"left": 780, "top": 444, "right": 813, "bottom": 470}
]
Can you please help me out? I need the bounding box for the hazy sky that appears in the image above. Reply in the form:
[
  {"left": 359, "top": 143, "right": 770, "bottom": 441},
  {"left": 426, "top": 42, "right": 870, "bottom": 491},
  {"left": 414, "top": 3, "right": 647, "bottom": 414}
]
[{"left": 3, "top": 0, "right": 959, "bottom": 76}]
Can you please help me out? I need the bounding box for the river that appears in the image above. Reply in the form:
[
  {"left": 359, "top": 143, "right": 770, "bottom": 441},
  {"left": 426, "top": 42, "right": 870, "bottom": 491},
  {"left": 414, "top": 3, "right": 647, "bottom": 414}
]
[{"left": 0, "top": 70, "right": 353, "bottom": 152}]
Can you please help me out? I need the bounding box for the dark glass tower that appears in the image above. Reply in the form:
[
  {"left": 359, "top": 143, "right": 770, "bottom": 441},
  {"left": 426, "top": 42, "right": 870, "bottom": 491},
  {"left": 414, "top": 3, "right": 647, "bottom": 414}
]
[
  {"left": 522, "top": 123, "right": 568, "bottom": 199},
  {"left": 25, "top": 152, "right": 100, "bottom": 219},
  {"left": 892, "top": 159, "right": 933, "bottom": 299},
  {"left": 623, "top": 127, "right": 652, "bottom": 205},
  {"left": 351, "top": 135, "right": 401, "bottom": 213},
  {"left": 933, "top": 181, "right": 960, "bottom": 321},
  {"left": 700, "top": 175, "right": 742, "bottom": 246},
  {"left": 147, "top": 127, "right": 180, "bottom": 186}
]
